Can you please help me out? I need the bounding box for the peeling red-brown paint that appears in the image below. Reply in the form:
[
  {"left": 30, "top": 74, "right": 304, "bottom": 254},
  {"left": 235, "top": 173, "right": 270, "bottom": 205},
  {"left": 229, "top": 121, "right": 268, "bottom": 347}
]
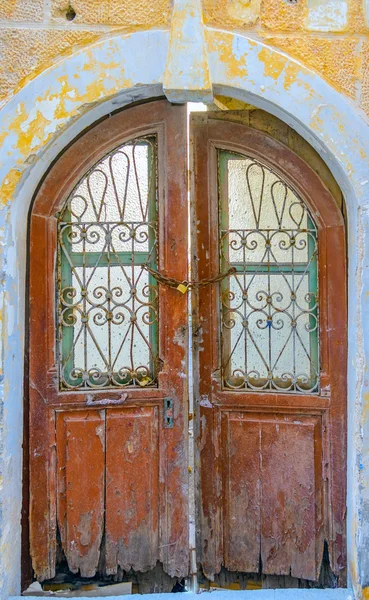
[
  {"left": 105, "top": 407, "right": 160, "bottom": 574},
  {"left": 191, "top": 114, "right": 347, "bottom": 584},
  {"left": 29, "top": 101, "right": 347, "bottom": 587},
  {"left": 56, "top": 410, "right": 105, "bottom": 577},
  {"left": 29, "top": 100, "right": 189, "bottom": 582}
]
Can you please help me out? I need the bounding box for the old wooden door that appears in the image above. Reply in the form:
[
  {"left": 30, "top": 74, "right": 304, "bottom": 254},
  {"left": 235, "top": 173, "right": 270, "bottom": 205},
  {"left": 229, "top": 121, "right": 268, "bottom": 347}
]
[
  {"left": 191, "top": 115, "right": 347, "bottom": 585},
  {"left": 29, "top": 101, "right": 189, "bottom": 582},
  {"left": 29, "top": 103, "right": 347, "bottom": 588}
]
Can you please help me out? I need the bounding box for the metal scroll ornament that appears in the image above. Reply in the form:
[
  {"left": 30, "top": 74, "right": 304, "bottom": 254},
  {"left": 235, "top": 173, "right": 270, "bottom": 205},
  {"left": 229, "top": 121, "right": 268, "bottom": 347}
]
[
  {"left": 57, "top": 136, "right": 159, "bottom": 390},
  {"left": 219, "top": 151, "right": 319, "bottom": 394}
]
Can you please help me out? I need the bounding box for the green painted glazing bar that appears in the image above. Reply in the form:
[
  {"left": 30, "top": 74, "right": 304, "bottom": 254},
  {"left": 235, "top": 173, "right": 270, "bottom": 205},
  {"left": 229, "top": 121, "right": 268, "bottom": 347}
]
[
  {"left": 307, "top": 215, "right": 319, "bottom": 385},
  {"left": 64, "top": 251, "right": 152, "bottom": 268}
]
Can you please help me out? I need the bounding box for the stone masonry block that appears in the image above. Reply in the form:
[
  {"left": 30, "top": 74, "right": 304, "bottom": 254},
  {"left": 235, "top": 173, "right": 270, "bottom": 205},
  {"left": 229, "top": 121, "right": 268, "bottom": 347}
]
[
  {"left": 306, "top": 0, "right": 348, "bottom": 32},
  {"left": 203, "top": 0, "right": 261, "bottom": 28},
  {"left": 360, "top": 41, "right": 369, "bottom": 116},
  {"left": 0, "top": 0, "right": 44, "bottom": 22},
  {"left": 0, "top": 28, "right": 101, "bottom": 103},
  {"left": 262, "top": 36, "right": 358, "bottom": 99},
  {"left": 260, "top": 0, "right": 307, "bottom": 31},
  {"left": 347, "top": 0, "right": 368, "bottom": 33},
  {"left": 50, "top": 0, "right": 171, "bottom": 26}
]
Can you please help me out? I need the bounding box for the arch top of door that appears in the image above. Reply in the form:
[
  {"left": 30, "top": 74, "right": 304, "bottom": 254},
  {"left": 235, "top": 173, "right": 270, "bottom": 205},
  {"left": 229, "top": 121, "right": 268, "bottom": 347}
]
[
  {"left": 32, "top": 99, "right": 178, "bottom": 219},
  {"left": 192, "top": 116, "right": 344, "bottom": 231},
  {"left": 0, "top": 26, "right": 369, "bottom": 217}
]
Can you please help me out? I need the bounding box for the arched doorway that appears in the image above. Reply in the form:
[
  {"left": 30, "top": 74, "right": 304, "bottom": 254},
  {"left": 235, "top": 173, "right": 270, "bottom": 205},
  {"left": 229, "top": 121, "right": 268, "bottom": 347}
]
[{"left": 27, "top": 99, "right": 347, "bottom": 591}]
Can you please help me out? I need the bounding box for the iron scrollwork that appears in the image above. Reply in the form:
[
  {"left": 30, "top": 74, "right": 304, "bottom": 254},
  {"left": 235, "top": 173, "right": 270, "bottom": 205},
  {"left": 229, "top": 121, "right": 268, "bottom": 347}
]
[
  {"left": 57, "top": 136, "right": 159, "bottom": 390},
  {"left": 219, "top": 152, "right": 319, "bottom": 394}
]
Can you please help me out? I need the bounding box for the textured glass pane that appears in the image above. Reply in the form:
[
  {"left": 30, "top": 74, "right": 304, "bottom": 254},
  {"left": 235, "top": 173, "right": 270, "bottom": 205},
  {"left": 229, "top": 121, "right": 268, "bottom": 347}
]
[
  {"left": 58, "top": 137, "right": 158, "bottom": 390},
  {"left": 227, "top": 158, "right": 308, "bottom": 264},
  {"left": 220, "top": 151, "right": 319, "bottom": 393},
  {"left": 67, "top": 142, "right": 151, "bottom": 252}
]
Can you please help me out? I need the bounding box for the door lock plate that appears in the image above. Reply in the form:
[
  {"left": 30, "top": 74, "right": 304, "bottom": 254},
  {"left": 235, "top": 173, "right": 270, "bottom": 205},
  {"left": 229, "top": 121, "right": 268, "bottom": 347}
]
[{"left": 164, "top": 398, "right": 174, "bottom": 428}]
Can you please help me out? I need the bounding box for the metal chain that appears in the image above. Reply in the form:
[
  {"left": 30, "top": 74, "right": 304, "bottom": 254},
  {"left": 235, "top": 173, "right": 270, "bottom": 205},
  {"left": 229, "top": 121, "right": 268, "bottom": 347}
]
[{"left": 141, "top": 263, "right": 236, "bottom": 293}]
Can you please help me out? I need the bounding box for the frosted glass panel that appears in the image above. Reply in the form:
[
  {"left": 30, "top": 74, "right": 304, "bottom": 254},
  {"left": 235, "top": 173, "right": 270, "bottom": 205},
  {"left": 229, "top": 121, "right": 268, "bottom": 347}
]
[
  {"left": 227, "top": 158, "right": 308, "bottom": 264},
  {"left": 70, "top": 267, "right": 154, "bottom": 387},
  {"left": 219, "top": 151, "right": 319, "bottom": 393},
  {"left": 58, "top": 136, "right": 158, "bottom": 390}
]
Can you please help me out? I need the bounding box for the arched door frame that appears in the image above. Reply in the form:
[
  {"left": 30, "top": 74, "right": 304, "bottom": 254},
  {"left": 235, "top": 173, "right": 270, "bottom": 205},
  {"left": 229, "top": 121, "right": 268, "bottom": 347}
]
[{"left": 0, "top": 26, "right": 368, "bottom": 599}]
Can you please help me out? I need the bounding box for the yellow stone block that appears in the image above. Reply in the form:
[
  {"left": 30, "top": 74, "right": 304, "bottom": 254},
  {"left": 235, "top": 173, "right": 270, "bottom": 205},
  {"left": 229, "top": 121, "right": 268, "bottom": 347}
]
[
  {"left": 347, "top": 0, "right": 368, "bottom": 33},
  {"left": 203, "top": 0, "right": 261, "bottom": 28},
  {"left": 0, "top": 0, "right": 44, "bottom": 22},
  {"left": 262, "top": 36, "right": 358, "bottom": 99},
  {"left": 50, "top": 0, "right": 171, "bottom": 26},
  {"left": 260, "top": 0, "right": 307, "bottom": 31},
  {"left": 306, "top": 0, "right": 348, "bottom": 32},
  {"left": 360, "top": 41, "right": 369, "bottom": 116},
  {"left": 0, "top": 29, "right": 101, "bottom": 103}
]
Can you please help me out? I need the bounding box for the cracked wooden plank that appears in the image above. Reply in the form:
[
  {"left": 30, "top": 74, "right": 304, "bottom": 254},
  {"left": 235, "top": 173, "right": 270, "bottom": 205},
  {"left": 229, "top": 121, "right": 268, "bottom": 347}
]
[
  {"left": 56, "top": 410, "right": 105, "bottom": 577},
  {"left": 260, "top": 416, "right": 322, "bottom": 580},
  {"left": 105, "top": 407, "right": 159, "bottom": 574}
]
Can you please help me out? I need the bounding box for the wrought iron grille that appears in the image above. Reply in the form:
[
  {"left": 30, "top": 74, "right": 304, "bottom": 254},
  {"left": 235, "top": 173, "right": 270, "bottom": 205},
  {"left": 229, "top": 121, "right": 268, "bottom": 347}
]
[
  {"left": 219, "top": 150, "right": 319, "bottom": 394},
  {"left": 57, "top": 136, "right": 158, "bottom": 390}
]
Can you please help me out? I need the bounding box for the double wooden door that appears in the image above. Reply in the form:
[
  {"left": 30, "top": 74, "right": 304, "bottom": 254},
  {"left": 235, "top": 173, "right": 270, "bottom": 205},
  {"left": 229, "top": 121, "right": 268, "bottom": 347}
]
[{"left": 29, "top": 100, "right": 347, "bottom": 587}]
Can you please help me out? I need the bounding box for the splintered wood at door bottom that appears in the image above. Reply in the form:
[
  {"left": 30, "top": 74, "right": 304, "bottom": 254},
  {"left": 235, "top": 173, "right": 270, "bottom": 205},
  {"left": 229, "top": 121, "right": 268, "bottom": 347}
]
[
  {"left": 198, "top": 409, "right": 336, "bottom": 583},
  {"left": 55, "top": 407, "right": 161, "bottom": 579},
  {"left": 197, "top": 548, "right": 339, "bottom": 591},
  {"left": 223, "top": 412, "right": 322, "bottom": 581}
]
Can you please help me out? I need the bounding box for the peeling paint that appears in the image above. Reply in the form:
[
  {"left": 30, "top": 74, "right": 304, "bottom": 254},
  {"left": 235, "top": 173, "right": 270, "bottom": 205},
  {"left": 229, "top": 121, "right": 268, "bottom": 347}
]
[
  {"left": 227, "top": 0, "right": 261, "bottom": 27},
  {"left": 0, "top": 169, "right": 22, "bottom": 208},
  {"left": 307, "top": 0, "right": 348, "bottom": 32},
  {"left": 206, "top": 30, "right": 248, "bottom": 80},
  {"left": 163, "top": 0, "right": 213, "bottom": 103}
]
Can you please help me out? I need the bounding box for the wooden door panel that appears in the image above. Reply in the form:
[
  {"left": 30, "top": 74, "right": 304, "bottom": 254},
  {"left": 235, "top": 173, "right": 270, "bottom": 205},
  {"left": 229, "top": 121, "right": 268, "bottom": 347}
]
[
  {"left": 192, "top": 114, "right": 347, "bottom": 584},
  {"left": 259, "top": 416, "right": 321, "bottom": 580},
  {"left": 56, "top": 410, "right": 105, "bottom": 577},
  {"left": 222, "top": 412, "right": 323, "bottom": 581},
  {"left": 29, "top": 100, "right": 189, "bottom": 583},
  {"left": 222, "top": 413, "right": 260, "bottom": 573},
  {"left": 105, "top": 406, "right": 159, "bottom": 574}
]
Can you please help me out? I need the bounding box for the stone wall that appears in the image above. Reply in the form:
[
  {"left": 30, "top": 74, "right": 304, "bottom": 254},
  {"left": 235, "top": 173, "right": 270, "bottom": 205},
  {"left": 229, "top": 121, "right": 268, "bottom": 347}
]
[{"left": 0, "top": 0, "right": 368, "bottom": 114}]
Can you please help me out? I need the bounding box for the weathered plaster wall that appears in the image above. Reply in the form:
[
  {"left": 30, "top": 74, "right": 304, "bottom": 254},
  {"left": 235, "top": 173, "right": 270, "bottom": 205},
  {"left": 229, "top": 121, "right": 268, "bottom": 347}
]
[
  {"left": 203, "top": 0, "right": 368, "bottom": 110},
  {"left": 0, "top": 0, "right": 369, "bottom": 114},
  {"left": 0, "top": 0, "right": 171, "bottom": 105}
]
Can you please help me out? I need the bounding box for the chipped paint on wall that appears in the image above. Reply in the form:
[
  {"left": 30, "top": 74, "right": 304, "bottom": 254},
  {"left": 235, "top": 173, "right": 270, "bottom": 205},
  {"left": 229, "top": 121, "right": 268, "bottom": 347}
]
[
  {"left": 363, "top": 587, "right": 369, "bottom": 600},
  {"left": 306, "top": 0, "right": 348, "bottom": 32},
  {"left": 226, "top": 0, "right": 261, "bottom": 27},
  {"left": 0, "top": 29, "right": 169, "bottom": 212},
  {"left": 0, "top": 0, "right": 368, "bottom": 115},
  {"left": 0, "top": 29, "right": 103, "bottom": 106},
  {"left": 260, "top": 35, "right": 358, "bottom": 100},
  {"left": 163, "top": 0, "right": 213, "bottom": 103}
]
